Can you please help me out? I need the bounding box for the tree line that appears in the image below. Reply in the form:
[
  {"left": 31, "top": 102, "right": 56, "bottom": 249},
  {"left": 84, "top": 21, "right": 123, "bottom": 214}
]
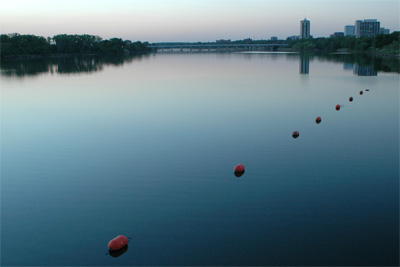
[
  {"left": 287, "top": 32, "right": 400, "bottom": 54},
  {"left": 1, "top": 32, "right": 399, "bottom": 58},
  {"left": 0, "top": 33, "right": 150, "bottom": 58}
]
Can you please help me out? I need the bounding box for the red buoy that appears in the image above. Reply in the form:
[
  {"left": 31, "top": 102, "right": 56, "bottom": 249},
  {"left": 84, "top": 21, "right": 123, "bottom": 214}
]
[
  {"left": 292, "top": 131, "right": 299, "bottom": 138},
  {"left": 315, "top": 116, "right": 321, "bottom": 124},
  {"left": 108, "top": 235, "right": 129, "bottom": 251},
  {"left": 359, "top": 90, "right": 363, "bottom": 95},
  {"left": 335, "top": 104, "right": 340, "bottom": 111},
  {"left": 234, "top": 164, "right": 245, "bottom": 173},
  {"left": 349, "top": 97, "right": 353, "bottom": 102}
]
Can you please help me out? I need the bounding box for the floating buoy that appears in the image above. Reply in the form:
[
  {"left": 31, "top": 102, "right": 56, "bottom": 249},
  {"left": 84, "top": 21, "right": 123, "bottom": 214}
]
[
  {"left": 349, "top": 97, "right": 353, "bottom": 102},
  {"left": 335, "top": 104, "right": 340, "bottom": 111},
  {"left": 234, "top": 164, "right": 245, "bottom": 173},
  {"left": 234, "top": 164, "right": 245, "bottom": 177},
  {"left": 359, "top": 90, "right": 363, "bottom": 95},
  {"left": 292, "top": 131, "right": 299, "bottom": 138},
  {"left": 365, "top": 89, "right": 370, "bottom": 91},
  {"left": 315, "top": 116, "right": 321, "bottom": 124},
  {"left": 108, "top": 235, "right": 129, "bottom": 251}
]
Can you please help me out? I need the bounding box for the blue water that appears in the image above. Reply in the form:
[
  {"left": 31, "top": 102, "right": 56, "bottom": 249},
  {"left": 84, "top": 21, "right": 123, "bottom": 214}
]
[{"left": 1, "top": 53, "right": 399, "bottom": 266}]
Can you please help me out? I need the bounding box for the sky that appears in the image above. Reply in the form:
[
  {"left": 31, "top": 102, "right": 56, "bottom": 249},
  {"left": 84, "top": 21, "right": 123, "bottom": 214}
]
[{"left": 0, "top": 0, "right": 399, "bottom": 42}]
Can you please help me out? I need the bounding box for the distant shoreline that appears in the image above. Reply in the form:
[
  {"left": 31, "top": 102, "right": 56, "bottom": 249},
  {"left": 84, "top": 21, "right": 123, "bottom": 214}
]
[
  {"left": 2, "top": 33, "right": 399, "bottom": 60},
  {"left": 2, "top": 50, "right": 399, "bottom": 61}
]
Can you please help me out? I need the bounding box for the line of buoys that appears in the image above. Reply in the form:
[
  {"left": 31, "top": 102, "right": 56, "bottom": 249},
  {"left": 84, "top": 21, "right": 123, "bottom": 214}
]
[
  {"left": 291, "top": 88, "right": 367, "bottom": 141},
  {"left": 234, "top": 88, "right": 369, "bottom": 180},
  {"left": 108, "top": 84, "right": 373, "bottom": 257}
]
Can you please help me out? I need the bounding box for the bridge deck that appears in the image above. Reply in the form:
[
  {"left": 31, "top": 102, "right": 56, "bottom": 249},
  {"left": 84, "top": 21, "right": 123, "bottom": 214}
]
[{"left": 149, "top": 43, "right": 288, "bottom": 49}]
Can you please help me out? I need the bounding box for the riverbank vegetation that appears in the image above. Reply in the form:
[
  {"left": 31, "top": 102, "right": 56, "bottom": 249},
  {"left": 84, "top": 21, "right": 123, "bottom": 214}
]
[
  {"left": 1, "top": 32, "right": 399, "bottom": 59},
  {"left": 287, "top": 32, "right": 400, "bottom": 55},
  {"left": 0, "top": 33, "right": 150, "bottom": 59}
]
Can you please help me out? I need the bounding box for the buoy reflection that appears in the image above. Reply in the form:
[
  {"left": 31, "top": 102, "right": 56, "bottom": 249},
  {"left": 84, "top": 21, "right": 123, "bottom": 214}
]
[
  {"left": 234, "top": 171, "right": 245, "bottom": 177},
  {"left": 109, "top": 245, "right": 128, "bottom": 258}
]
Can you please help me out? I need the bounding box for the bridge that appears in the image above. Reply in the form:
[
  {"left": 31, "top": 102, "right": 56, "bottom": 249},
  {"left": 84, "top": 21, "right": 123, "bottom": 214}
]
[{"left": 148, "top": 43, "right": 288, "bottom": 52}]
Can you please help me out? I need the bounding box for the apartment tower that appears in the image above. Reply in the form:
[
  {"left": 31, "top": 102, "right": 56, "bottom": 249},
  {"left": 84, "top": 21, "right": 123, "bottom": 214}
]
[{"left": 300, "top": 18, "right": 310, "bottom": 39}]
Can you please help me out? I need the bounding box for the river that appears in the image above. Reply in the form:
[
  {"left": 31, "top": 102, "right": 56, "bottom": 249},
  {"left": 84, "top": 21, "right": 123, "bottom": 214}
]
[{"left": 1, "top": 52, "right": 399, "bottom": 266}]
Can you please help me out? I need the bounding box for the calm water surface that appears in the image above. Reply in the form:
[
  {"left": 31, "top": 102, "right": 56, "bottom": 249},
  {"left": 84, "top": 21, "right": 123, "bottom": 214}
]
[{"left": 1, "top": 53, "right": 399, "bottom": 266}]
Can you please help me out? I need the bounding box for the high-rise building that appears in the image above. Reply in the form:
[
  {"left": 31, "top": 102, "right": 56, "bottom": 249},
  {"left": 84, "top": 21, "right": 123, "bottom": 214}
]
[
  {"left": 355, "top": 19, "right": 381, "bottom": 37},
  {"left": 333, "top": 32, "right": 345, "bottom": 37},
  {"left": 380, "top": 28, "right": 390, "bottom": 34},
  {"left": 355, "top": 20, "right": 362, "bottom": 37},
  {"left": 287, "top": 35, "right": 300, "bottom": 40},
  {"left": 345, "top": 25, "right": 355, "bottom": 36},
  {"left": 300, "top": 19, "right": 310, "bottom": 39}
]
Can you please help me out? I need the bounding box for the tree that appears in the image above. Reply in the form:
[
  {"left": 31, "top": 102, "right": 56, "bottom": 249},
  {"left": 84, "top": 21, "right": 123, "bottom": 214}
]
[
  {"left": 355, "top": 37, "right": 373, "bottom": 51},
  {"left": 0, "top": 34, "right": 52, "bottom": 57},
  {"left": 99, "top": 38, "right": 125, "bottom": 55}
]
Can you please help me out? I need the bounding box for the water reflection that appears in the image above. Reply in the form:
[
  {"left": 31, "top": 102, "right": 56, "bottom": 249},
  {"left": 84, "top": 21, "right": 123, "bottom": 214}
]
[
  {"left": 0, "top": 52, "right": 398, "bottom": 78},
  {"left": 327, "top": 52, "right": 399, "bottom": 74},
  {"left": 234, "top": 171, "right": 245, "bottom": 177},
  {"left": 0, "top": 54, "right": 150, "bottom": 77},
  {"left": 343, "top": 62, "right": 354, "bottom": 70},
  {"left": 353, "top": 65, "right": 377, "bottom": 76},
  {"left": 108, "top": 245, "right": 129, "bottom": 258},
  {"left": 342, "top": 61, "right": 377, "bottom": 76},
  {"left": 298, "top": 52, "right": 398, "bottom": 76},
  {"left": 300, "top": 54, "right": 310, "bottom": 74}
]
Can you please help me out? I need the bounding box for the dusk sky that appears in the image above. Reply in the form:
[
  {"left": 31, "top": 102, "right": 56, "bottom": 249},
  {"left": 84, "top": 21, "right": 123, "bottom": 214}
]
[{"left": 1, "top": 0, "right": 399, "bottom": 42}]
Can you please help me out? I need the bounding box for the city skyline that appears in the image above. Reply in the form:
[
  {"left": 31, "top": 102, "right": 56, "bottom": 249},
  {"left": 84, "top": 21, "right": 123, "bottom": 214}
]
[{"left": 1, "top": 0, "right": 399, "bottom": 42}]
